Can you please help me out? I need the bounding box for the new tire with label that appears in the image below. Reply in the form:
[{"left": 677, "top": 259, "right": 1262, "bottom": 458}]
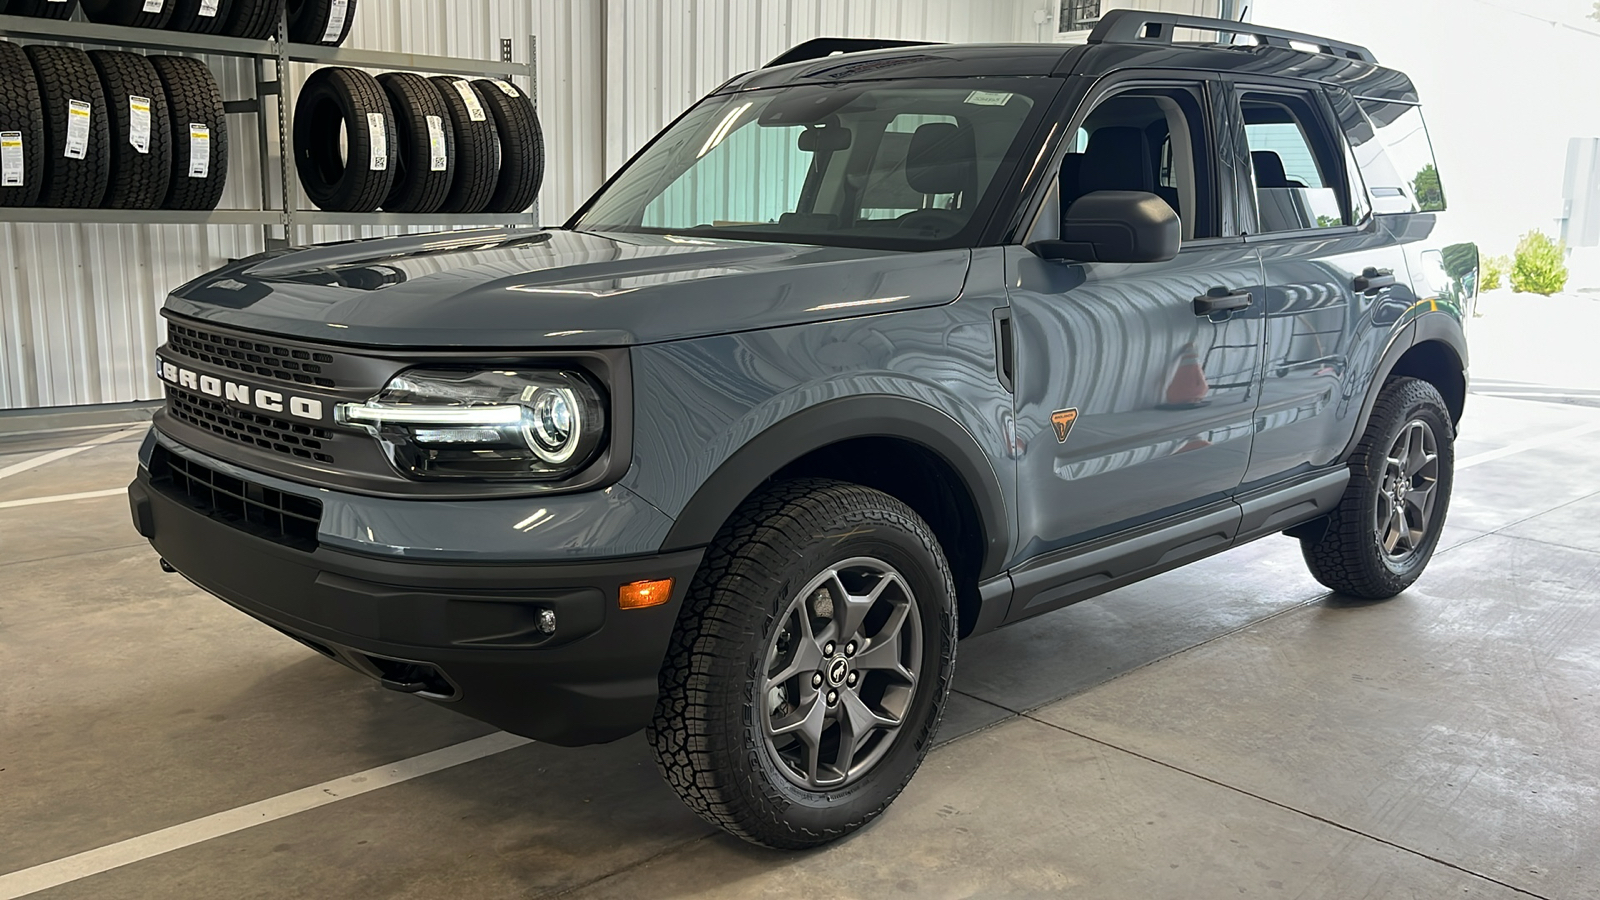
[
  {"left": 294, "top": 66, "right": 397, "bottom": 213},
  {"left": 286, "top": 0, "right": 356, "bottom": 45},
  {"left": 375, "top": 72, "right": 454, "bottom": 214},
  {"left": 25, "top": 45, "right": 110, "bottom": 208},
  {"left": 222, "top": 0, "right": 283, "bottom": 40},
  {"left": 150, "top": 54, "right": 227, "bottom": 210},
  {"left": 88, "top": 50, "right": 172, "bottom": 209},
  {"left": 81, "top": 0, "right": 177, "bottom": 29},
  {"left": 2, "top": 0, "right": 81, "bottom": 20},
  {"left": 165, "top": 0, "right": 234, "bottom": 34},
  {"left": 0, "top": 40, "right": 45, "bottom": 207},
  {"left": 429, "top": 76, "right": 499, "bottom": 214},
  {"left": 471, "top": 78, "right": 543, "bottom": 214}
]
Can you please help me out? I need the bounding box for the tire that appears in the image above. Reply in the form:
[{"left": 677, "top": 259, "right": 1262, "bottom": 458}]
[
  {"left": 376, "top": 72, "right": 452, "bottom": 213},
  {"left": 80, "top": 0, "right": 176, "bottom": 28},
  {"left": 293, "top": 66, "right": 396, "bottom": 213},
  {"left": 0, "top": 40, "right": 45, "bottom": 208},
  {"left": 472, "top": 78, "right": 543, "bottom": 213},
  {"left": 650, "top": 478, "right": 957, "bottom": 849},
  {"left": 429, "top": 76, "right": 498, "bottom": 214},
  {"left": 222, "top": 0, "right": 283, "bottom": 39},
  {"left": 88, "top": 50, "right": 172, "bottom": 210},
  {"left": 25, "top": 46, "right": 110, "bottom": 208},
  {"left": 2, "top": 0, "right": 80, "bottom": 19},
  {"left": 286, "top": 0, "right": 355, "bottom": 45},
  {"left": 1300, "top": 377, "right": 1455, "bottom": 599},
  {"left": 149, "top": 55, "right": 227, "bottom": 210},
  {"left": 165, "top": 0, "right": 234, "bottom": 34}
]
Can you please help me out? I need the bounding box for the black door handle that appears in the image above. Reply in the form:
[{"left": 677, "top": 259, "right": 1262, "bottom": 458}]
[
  {"left": 1194, "top": 286, "right": 1254, "bottom": 316},
  {"left": 1354, "top": 267, "right": 1396, "bottom": 292}
]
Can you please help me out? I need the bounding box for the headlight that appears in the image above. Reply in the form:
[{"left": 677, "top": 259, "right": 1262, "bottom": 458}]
[{"left": 336, "top": 368, "right": 606, "bottom": 481}]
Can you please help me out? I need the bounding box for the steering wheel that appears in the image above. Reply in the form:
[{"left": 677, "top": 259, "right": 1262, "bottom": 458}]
[{"left": 894, "top": 208, "right": 966, "bottom": 237}]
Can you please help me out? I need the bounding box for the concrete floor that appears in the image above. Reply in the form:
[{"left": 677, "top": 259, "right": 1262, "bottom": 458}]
[{"left": 2, "top": 389, "right": 1598, "bottom": 900}]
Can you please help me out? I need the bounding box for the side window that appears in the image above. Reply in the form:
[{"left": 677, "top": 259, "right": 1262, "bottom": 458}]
[
  {"left": 1352, "top": 99, "right": 1446, "bottom": 214},
  {"left": 1240, "top": 90, "right": 1349, "bottom": 233},
  {"left": 1063, "top": 85, "right": 1218, "bottom": 241}
]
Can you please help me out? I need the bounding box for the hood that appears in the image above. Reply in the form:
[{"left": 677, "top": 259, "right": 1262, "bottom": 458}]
[{"left": 164, "top": 229, "right": 972, "bottom": 348}]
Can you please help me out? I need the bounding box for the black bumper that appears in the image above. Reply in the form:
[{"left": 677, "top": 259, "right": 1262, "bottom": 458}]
[{"left": 128, "top": 466, "right": 702, "bottom": 746}]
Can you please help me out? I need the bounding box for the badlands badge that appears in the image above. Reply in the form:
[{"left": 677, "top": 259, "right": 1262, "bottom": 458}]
[{"left": 1050, "top": 408, "right": 1079, "bottom": 444}]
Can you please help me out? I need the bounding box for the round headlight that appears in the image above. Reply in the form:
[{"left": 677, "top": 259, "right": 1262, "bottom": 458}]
[{"left": 526, "top": 387, "right": 580, "bottom": 463}]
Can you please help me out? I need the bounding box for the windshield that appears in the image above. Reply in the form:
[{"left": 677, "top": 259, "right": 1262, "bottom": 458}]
[{"left": 571, "top": 78, "right": 1058, "bottom": 250}]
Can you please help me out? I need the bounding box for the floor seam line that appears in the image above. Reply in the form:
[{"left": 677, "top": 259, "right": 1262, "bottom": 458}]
[
  {"left": 1490, "top": 532, "right": 1600, "bottom": 557},
  {"left": 1022, "top": 715, "right": 1555, "bottom": 900},
  {"left": 0, "top": 543, "right": 149, "bottom": 572},
  {"left": 541, "top": 834, "right": 717, "bottom": 899}
]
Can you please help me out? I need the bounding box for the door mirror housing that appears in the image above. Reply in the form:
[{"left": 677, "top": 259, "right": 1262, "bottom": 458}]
[{"left": 1028, "top": 191, "right": 1181, "bottom": 264}]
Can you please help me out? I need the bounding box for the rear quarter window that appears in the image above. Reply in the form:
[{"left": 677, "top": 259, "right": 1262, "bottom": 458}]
[{"left": 1349, "top": 99, "right": 1446, "bottom": 214}]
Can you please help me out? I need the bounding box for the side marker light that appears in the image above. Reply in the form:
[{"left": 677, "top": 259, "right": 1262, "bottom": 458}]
[{"left": 619, "top": 578, "right": 675, "bottom": 610}]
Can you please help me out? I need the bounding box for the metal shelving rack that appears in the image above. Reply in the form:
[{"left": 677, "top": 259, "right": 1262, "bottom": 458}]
[{"left": 0, "top": 11, "right": 538, "bottom": 246}]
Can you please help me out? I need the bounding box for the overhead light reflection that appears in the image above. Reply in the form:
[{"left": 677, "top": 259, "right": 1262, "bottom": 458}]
[
  {"left": 698, "top": 102, "right": 753, "bottom": 159},
  {"left": 514, "top": 509, "right": 553, "bottom": 532},
  {"left": 807, "top": 296, "right": 908, "bottom": 312}
]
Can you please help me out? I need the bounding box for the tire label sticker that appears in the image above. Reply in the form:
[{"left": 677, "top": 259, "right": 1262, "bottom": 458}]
[
  {"left": 488, "top": 79, "right": 520, "bottom": 98},
  {"left": 64, "top": 100, "right": 91, "bottom": 160},
  {"left": 188, "top": 123, "right": 210, "bottom": 178},
  {"left": 142, "top": 0, "right": 164, "bottom": 12},
  {"left": 322, "top": 0, "right": 349, "bottom": 42},
  {"left": 1, "top": 132, "right": 23, "bottom": 187},
  {"left": 199, "top": 0, "right": 219, "bottom": 16},
  {"left": 451, "top": 80, "right": 487, "bottom": 122},
  {"left": 129, "top": 95, "right": 152, "bottom": 154},
  {"left": 426, "top": 114, "right": 448, "bottom": 172},
  {"left": 367, "top": 112, "right": 388, "bottom": 171}
]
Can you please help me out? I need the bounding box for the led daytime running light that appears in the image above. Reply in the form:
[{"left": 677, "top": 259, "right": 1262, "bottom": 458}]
[{"left": 336, "top": 403, "right": 527, "bottom": 426}]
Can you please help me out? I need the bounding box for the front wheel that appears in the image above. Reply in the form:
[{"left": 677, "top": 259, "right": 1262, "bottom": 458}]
[
  {"left": 649, "top": 479, "right": 956, "bottom": 849},
  {"left": 1300, "top": 377, "right": 1456, "bottom": 599}
]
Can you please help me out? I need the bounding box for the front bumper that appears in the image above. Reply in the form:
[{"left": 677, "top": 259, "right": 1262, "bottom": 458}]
[{"left": 128, "top": 458, "right": 702, "bottom": 747}]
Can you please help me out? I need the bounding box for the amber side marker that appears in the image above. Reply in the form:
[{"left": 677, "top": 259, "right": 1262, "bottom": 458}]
[{"left": 619, "top": 578, "right": 675, "bottom": 609}]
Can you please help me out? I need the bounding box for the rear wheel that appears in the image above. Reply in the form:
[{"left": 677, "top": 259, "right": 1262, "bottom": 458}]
[
  {"left": 650, "top": 479, "right": 956, "bottom": 849},
  {"left": 1300, "top": 377, "right": 1455, "bottom": 599}
]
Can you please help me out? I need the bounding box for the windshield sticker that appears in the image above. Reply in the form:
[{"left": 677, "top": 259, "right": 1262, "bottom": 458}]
[{"left": 965, "top": 90, "right": 1014, "bottom": 106}]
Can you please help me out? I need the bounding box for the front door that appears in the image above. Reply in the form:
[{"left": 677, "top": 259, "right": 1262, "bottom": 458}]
[{"left": 1006, "top": 78, "right": 1263, "bottom": 565}]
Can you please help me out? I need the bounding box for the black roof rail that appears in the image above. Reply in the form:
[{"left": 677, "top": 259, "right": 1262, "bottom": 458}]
[
  {"left": 1086, "top": 9, "right": 1378, "bottom": 65},
  {"left": 764, "top": 37, "right": 941, "bottom": 69}
]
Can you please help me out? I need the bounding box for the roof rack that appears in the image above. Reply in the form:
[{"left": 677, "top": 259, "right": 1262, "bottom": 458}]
[
  {"left": 764, "top": 37, "right": 940, "bottom": 68},
  {"left": 1086, "top": 9, "right": 1378, "bottom": 65}
]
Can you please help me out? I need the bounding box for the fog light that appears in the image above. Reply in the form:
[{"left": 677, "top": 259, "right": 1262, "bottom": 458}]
[
  {"left": 619, "top": 578, "right": 674, "bottom": 610},
  {"left": 537, "top": 608, "right": 557, "bottom": 634}
]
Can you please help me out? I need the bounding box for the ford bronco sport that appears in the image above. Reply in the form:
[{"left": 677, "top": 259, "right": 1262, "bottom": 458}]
[{"left": 129, "top": 11, "right": 1474, "bottom": 848}]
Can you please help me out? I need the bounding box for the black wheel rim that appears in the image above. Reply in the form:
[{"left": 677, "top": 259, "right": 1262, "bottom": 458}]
[
  {"left": 1376, "top": 418, "right": 1441, "bottom": 561},
  {"left": 760, "top": 557, "right": 922, "bottom": 791}
]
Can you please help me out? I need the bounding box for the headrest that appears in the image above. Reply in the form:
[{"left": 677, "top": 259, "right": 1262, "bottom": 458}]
[
  {"left": 1059, "top": 152, "right": 1083, "bottom": 198},
  {"left": 906, "top": 123, "right": 976, "bottom": 196},
  {"left": 1252, "top": 151, "right": 1291, "bottom": 188},
  {"left": 1079, "top": 127, "right": 1153, "bottom": 195}
]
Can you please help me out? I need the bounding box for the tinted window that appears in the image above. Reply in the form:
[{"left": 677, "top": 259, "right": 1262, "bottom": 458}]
[
  {"left": 1241, "top": 91, "right": 1348, "bottom": 233},
  {"left": 1065, "top": 87, "right": 1218, "bottom": 240},
  {"left": 1353, "top": 100, "right": 1446, "bottom": 213}
]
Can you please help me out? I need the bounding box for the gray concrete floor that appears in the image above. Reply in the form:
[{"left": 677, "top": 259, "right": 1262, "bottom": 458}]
[{"left": 1, "top": 391, "right": 1597, "bottom": 899}]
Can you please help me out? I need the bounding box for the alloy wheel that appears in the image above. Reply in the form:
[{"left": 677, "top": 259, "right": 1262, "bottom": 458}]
[{"left": 1375, "top": 418, "right": 1441, "bottom": 560}]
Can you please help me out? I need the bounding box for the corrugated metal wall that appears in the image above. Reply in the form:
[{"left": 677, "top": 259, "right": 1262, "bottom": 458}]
[{"left": 1, "top": 0, "right": 1038, "bottom": 410}]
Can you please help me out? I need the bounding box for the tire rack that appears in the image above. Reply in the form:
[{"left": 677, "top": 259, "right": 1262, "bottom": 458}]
[{"left": 0, "top": 11, "right": 537, "bottom": 247}]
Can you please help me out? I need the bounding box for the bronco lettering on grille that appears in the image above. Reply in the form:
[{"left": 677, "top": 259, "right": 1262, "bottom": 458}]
[{"left": 157, "top": 356, "right": 326, "bottom": 423}]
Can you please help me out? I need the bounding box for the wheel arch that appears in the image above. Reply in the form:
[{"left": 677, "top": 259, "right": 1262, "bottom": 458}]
[{"left": 1342, "top": 314, "right": 1468, "bottom": 461}]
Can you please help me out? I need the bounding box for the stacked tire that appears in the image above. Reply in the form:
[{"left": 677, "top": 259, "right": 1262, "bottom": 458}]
[
  {"left": 0, "top": 39, "right": 227, "bottom": 209},
  {"left": 55, "top": 0, "right": 355, "bottom": 42},
  {"left": 1, "top": 0, "right": 81, "bottom": 20},
  {"left": 292, "top": 66, "right": 542, "bottom": 214}
]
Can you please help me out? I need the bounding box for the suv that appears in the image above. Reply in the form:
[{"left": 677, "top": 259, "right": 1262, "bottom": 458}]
[{"left": 129, "top": 11, "right": 1474, "bottom": 849}]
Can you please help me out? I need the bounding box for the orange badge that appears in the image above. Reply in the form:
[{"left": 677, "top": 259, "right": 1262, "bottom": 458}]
[{"left": 1051, "top": 408, "right": 1078, "bottom": 444}]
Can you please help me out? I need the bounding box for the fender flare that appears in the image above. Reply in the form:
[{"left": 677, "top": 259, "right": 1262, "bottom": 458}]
[
  {"left": 658, "top": 395, "right": 1012, "bottom": 579},
  {"left": 1340, "top": 313, "right": 1469, "bottom": 460}
]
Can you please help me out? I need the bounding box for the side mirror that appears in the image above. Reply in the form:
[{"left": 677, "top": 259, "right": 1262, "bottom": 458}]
[{"left": 1027, "top": 191, "right": 1180, "bottom": 264}]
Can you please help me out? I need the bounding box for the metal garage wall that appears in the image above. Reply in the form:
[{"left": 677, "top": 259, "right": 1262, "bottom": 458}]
[{"left": 1, "top": 0, "right": 1036, "bottom": 410}]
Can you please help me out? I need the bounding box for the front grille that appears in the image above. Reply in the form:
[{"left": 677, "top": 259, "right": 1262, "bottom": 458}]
[
  {"left": 151, "top": 446, "right": 323, "bottom": 551},
  {"left": 167, "top": 386, "right": 337, "bottom": 464},
  {"left": 166, "top": 322, "right": 339, "bottom": 389}
]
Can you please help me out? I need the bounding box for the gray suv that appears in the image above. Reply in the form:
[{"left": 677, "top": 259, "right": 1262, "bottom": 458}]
[{"left": 129, "top": 11, "right": 1474, "bottom": 848}]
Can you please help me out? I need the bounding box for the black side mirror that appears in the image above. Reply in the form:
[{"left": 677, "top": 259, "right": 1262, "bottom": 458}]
[{"left": 1027, "top": 191, "right": 1181, "bottom": 264}]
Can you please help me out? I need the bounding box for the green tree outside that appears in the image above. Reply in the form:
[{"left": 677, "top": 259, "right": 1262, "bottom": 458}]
[
  {"left": 1480, "top": 254, "right": 1508, "bottom": 292},
  {"left": 1510, "top": 231, "right": 1569, "bottom": 296},
  {"left": 1411, "top": 164, "right": 1446, "bottom": 211}
]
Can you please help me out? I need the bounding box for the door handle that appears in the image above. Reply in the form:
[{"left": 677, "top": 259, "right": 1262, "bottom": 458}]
[
  {"left": 1354, "top": 267, "right": 1397, "bottom": 293},
  {"left": 1193, "top": 286, "right": 1254, "bottom": 316}
]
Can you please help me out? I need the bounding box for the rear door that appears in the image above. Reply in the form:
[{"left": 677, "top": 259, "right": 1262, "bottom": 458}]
[{"left": 1230, "top": 80, "right": 1414, "bottom": 484}]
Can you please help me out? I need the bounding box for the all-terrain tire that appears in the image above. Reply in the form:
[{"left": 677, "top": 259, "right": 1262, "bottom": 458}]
[
  {"left": 1300, "top": 377, "right": 1455, "bottom": 599},
  {"left": 294, "top": 66, "right": 395, "bottom": 212},
  {"left": 165, "top": 0, "right": 234, "bottom": 34},
  {"left": 150, "top": 54, "right": 227, "bottom": 210},
  {"left": 649, "top": 478, "right": 957, "bottom": 849},
  {"left": 81, "top": 0, "right": 176, "bottom": 28},
  {"left": 429, "top": 76, "right": 498, "bottom": 214},
  {"left": 222, "top": 0, "right": 283, "bottom": 39},
  {"left": 26, "top": 45, "right": 110, "bottom": 208},
  {"left": 3, "top": 0, "right": 81, "bottom": 19},
  {"left": 0, "top": 39, "right": 46, "bottom": 207},
  {"left": 286, "top": 0, "right": 355, "bottom": 45},
  {"left": 88, "top": 50, "right": 172, "bottom": 209},
  {"left": 376, "top": 72, "right": 453, "bottom": 213},
  {"left": 471, "top": 78, "right": 543, "bottom": 213}
]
